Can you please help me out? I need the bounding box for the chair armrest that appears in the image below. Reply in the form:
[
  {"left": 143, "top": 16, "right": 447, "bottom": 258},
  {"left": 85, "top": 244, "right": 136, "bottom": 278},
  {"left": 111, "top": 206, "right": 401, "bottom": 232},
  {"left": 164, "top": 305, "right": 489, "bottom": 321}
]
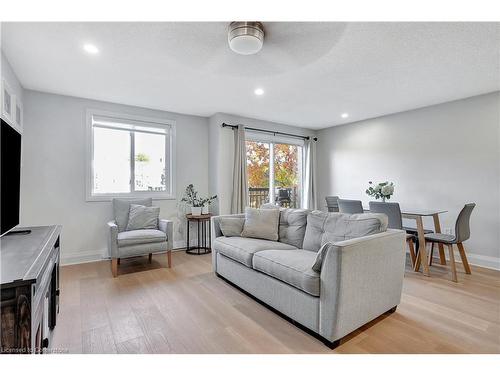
[
  {"left": 107, "top": 220, "right": 119, "bottom": 259},
  {"left": 159, "top": 219, "right": 173, "bottom": 251},
  {"left": 319, "top": 229, "right": 406, "bottom": 341}
]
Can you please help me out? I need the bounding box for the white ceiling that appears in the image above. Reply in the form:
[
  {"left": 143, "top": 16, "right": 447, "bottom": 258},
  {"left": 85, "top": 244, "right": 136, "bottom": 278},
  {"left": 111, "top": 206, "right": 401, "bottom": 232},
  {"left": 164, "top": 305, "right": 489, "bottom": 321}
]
[{"left": 2, "top": 22, "right": 499, "bottom": 129}]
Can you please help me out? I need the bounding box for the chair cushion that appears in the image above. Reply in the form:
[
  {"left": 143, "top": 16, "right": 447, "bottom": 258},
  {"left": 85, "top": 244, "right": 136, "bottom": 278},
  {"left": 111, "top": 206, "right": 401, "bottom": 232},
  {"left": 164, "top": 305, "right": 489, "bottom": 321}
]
[
  {"left": 252, "top": 250, "right": 320, "bottom": 296},
  {"left": 424, "top": 232, "right": 456, "bottom": 244},
  {"left": 117, "top": 229, "right": 166, "bottom": 247},
  {"left": 403, "top": 226, "right": 433, "bottom": 235},
  {"left": 213, "top": 236, "right": 297, "bottom": 267},
  {"left": 303, "top": 211, "right": 388, "bottom": 252},
  {"left": 126, "top": 204, "right": 160, "bottom": 231},
  {"left": 241, "top": 207, "right": 280, "bottom": 241},
  {"left": 219, "top": 217, "right": 245, "bottom": 237},
  {"left": 113, "top": 198, "right": 152, "bottom": 232}
]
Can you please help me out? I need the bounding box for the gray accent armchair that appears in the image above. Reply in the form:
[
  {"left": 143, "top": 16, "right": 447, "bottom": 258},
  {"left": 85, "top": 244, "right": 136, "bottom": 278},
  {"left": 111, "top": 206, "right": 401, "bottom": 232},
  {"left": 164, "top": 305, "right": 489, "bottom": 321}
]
[{"left": 108, "top": 198, "right": 173, "bottom": 277}]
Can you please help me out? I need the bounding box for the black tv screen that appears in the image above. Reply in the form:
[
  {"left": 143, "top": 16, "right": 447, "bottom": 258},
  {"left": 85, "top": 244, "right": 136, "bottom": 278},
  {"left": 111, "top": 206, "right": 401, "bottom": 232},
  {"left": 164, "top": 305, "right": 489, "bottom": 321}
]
[{"left": 1, "top": 118, "right": 21, "bottom": 236}]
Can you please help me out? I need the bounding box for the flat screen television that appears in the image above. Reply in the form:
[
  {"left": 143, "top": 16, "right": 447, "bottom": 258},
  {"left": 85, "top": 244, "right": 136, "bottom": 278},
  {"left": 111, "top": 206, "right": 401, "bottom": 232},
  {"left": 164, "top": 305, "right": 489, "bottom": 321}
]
[{"left": 1, "top": 118, "right": 22, "bottom": 236}]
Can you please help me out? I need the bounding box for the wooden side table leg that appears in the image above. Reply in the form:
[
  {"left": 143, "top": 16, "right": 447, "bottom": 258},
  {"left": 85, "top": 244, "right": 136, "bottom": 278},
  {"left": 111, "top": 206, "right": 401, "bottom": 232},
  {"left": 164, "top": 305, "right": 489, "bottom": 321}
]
[
  {"left": 415, "top": 216, "right": 430, "bottom": 276},
  {"left": 433, "top": 214, "right": 446, "bottom": 265}
]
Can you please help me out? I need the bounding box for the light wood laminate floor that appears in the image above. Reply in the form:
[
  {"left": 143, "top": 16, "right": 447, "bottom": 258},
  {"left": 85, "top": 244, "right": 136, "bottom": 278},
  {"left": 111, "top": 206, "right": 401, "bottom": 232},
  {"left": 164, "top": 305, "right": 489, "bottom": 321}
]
[{"left": 52, "top": 251, "right": 500, "bottom": 354}]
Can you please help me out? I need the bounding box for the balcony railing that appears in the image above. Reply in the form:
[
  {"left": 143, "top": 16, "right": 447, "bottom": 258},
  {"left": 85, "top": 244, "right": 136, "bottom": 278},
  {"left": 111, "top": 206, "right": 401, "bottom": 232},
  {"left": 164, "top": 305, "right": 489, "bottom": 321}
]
[{"left": 248, "top": 187, "right": 299, "bottom": 208}]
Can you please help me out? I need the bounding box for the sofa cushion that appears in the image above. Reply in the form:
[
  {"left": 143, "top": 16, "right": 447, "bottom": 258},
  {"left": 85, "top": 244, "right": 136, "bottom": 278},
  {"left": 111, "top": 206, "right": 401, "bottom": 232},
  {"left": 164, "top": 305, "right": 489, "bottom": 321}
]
[
  {"left": 303, "top": 211, "right": 388, "bottom": 251},
  {"left": 260, "top": 204, "right": 310, "bottom": 248},
  {"left": 117, "top": 229, "right": 166, "bottom": 247},
  {"left": 113, "top": 198, "right": 153, "bottom": 232},
  {"left": 126, "top": 204, "right": 160, "bottom": 231},
  {"left": 241, "top": 207, "right": 280, "bottom": 241},
  {"left": 252, "top": 250, "right": 320, "bottom": 296},
  {"left": 219, "top": 217, "right": 245, "bottom": 237},
  {"left": 213, "top": 236, "right": 297, "bottom": 267}
]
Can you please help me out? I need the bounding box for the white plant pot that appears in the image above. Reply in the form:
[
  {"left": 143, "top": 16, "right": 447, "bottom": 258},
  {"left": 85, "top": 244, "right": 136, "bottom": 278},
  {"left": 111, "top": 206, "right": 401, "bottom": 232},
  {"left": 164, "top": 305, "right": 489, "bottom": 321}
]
[
  {"left": 191, "top": 207, "right": 202, "bottom": 216},
  {"left": 202, "top": 206, "right": 209, "bottom": 215}
]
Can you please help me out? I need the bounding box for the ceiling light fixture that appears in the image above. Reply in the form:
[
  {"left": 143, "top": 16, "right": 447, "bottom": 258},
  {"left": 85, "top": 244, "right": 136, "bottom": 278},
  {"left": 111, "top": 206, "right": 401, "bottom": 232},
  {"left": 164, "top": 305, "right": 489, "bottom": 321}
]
[
  {"left": 228, "top": 22, "right": 264, "bottom": 55},
  {"left": 83, "top": 43, "right": 99, "bottom": 55},
  {"left": 254, "top": 88, "right": 264, "bottom": 96},
  {"left": 341, "top": 113, "right": 349, "bottom": 119}
]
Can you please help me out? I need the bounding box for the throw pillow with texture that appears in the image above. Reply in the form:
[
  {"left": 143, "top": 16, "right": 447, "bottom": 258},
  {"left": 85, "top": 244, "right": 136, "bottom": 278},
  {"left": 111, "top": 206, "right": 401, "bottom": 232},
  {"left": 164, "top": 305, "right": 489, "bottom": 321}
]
[
  {"left": 219, "top": 217, "right": 245, "bottom": 237},
  {"left": 126, "top": 204, "right": 160, "bottom": 231},
  {"left": 312, "top": 242, "right": 333, "bottom": 272},
  {"left": 241, "top": 207, "right": 280, "bottom": 241}
]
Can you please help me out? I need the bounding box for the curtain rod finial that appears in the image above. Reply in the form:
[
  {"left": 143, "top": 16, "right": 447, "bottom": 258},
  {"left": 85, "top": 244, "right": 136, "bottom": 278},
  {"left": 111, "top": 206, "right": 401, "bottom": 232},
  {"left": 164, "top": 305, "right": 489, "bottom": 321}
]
[{"left": 313, "top": 137, "right": 318, "bottom": 142}]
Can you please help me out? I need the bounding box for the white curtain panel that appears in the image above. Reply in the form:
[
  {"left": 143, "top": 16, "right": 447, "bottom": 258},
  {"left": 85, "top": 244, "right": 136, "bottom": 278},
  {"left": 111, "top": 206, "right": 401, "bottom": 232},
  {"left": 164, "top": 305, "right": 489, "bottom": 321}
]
[
  {"left": 302, "top": 139, "right": 317, "bottom": 210},
  {"left": 231, "top": 125, "right": 249, "bottom": 214}
]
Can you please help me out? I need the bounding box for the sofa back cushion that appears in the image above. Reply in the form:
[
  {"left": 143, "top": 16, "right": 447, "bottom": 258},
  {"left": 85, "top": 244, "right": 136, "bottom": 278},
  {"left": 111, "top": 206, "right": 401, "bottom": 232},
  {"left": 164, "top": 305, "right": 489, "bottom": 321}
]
[
  {"left": 113, "top": 198, "right": 153, "bottom": 232},
  {"left": 260, "top": 204, "right": 309, "bottom": 248},
  {"left": 302, "top": 211, "right": 388, "bottom": 251},
  {"left": 241, "top": 207, "right": 280, "bottom": 241}
]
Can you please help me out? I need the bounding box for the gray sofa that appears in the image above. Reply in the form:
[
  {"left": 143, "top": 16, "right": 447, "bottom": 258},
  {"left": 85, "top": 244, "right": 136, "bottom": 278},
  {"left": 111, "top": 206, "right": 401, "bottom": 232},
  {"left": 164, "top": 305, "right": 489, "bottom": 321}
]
[{"left": 211, "top": 209, "right": 406, "bottom": 348}]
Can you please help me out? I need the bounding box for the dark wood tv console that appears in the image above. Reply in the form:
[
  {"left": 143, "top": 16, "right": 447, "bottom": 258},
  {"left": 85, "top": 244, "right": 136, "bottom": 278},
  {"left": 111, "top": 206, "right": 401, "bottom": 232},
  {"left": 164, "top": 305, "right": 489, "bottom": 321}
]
[{"left": 1, "top": 225, "right": 62, "bottom": 354}]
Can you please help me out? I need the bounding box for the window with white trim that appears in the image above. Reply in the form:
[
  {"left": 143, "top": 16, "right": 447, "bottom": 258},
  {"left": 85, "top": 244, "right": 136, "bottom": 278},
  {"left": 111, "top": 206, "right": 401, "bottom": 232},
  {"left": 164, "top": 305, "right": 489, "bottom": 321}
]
[{"left": 86, "top": 111, "right": 175, "bottom": 200}]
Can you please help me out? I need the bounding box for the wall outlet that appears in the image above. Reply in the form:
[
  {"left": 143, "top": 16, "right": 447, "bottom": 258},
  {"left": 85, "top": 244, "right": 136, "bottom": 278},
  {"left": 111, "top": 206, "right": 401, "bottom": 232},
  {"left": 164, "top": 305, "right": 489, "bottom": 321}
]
[{"left": 443, "top": 227, "right": 452, "bottom": 235}]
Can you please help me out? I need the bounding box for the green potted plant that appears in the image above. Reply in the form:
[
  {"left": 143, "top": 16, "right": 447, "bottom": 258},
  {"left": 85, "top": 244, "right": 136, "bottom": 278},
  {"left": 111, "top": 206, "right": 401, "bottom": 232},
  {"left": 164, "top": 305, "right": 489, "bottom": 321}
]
[
  {"left": 201, "top": 195, "right": 218, "bottom": 214},
  {"left": 181, "top": 184, "right": 204, "bottom": 215},
  {"left": 366, "top": 181, "right": 395, "bottom": 202}
]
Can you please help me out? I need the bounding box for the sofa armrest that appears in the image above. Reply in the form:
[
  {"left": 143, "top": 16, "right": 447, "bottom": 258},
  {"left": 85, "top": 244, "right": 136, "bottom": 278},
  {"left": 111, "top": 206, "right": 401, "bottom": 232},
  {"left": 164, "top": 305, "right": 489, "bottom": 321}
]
[
  {"left": 107, "top": 220, "right": 119, "bottom": 259},
  {"left": 319, "top": 229, "right": 406, "bottom": 342},
  {"left": 159, "top": 219, "right": 174, "bottom": 251},
  {"left": 211, "top": 214, "right": 245, "bottom": 271}
]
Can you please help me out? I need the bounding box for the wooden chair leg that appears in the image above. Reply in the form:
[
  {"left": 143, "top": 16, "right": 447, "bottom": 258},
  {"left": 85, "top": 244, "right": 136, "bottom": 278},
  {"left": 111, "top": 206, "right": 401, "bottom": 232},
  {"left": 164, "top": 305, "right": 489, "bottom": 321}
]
[
  {"left": 167, "top": 250, "right": 172, "bottom": 268},
  {"left": 438, "top": 244, "right": 447, "bottom": 265},
  {"left": 457, "top": 242, "right": 472, "bottom": 274},
  {"left": 428, "top": 242, "right": 434, "bottom": 266},
  {"left": 111, "top": 258, "right": 118, "bottom": 278},
  {"left": 447, "top": 244, "right": 458, "bottom": 282},
  {"left": 407, "top": 238, "right": 416, "bottom": 268},
  {"left": 148, "top": 253, "right": 152, "bottom": 263}
]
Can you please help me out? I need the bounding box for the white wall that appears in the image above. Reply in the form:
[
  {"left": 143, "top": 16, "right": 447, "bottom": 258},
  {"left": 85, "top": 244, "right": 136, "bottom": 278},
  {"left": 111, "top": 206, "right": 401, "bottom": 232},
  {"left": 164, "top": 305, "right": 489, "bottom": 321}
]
[
  {"left": 21, "top": 90, "right": 209, "bottom": 264},
  {"left": 208, "top": 112, "right": 316, "bottom": 215},
  {"left": 316, "top": 92, "right": 500, "bottom": 269}
]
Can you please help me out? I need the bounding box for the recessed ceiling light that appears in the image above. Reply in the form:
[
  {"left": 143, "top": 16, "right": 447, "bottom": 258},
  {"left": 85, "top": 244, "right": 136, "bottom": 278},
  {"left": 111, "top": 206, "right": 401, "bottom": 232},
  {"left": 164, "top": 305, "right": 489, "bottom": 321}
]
[
  {"left": 254, "top": 88, "right": 264, "bottom": 96},
  {"left": 83, "top": 43, "right": 99, "bottom": 55},
  {"left": 341, "top": 113, "right": 349, "bottom": 119}
]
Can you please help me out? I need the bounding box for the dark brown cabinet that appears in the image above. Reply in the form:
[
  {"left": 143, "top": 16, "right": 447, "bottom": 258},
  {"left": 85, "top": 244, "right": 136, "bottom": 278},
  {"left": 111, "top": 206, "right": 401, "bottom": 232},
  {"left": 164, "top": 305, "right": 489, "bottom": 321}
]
[{"left": 1, "top": 226, "right": 61, "bottom": 354}]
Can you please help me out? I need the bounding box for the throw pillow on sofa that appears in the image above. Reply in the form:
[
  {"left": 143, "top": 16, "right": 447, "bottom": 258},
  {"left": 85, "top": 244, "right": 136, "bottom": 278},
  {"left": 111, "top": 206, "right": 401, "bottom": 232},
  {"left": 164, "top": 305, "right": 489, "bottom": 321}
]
[
  {"left": 126, "top": 204, "right": 160, "bottom": 231},
  {"left": 241, "top": 207, "right": 280, "bottom": 241},
  {"left": 219, "top": 217, "right": 245, "bottom": 237}
]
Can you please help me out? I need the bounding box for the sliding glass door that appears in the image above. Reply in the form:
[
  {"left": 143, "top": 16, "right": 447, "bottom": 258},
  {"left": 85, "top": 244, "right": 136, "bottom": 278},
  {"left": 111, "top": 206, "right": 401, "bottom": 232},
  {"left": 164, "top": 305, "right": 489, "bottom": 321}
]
[{"left": 246, "top": 139, "right": 303, "bottom": 208}]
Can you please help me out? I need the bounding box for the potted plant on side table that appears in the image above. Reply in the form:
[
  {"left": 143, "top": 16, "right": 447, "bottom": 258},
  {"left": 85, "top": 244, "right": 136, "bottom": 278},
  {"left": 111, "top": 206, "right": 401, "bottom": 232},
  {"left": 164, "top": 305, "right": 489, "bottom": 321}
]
[{"left": 181, "top": 184, "right": 204, "bottom": 215}]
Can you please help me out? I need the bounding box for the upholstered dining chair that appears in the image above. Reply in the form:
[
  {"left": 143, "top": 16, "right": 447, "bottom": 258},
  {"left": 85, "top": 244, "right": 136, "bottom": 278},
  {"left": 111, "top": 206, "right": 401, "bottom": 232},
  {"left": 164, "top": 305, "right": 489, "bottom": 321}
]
[
  {"left": 325, "top": 196, "right": 340, "bottom": 212},
  {"left": 424, "top": 203, "right": 475, "bottom": 282},
  {"left": 369, "top": 201, "right": 417, "bottom": 267},
  {"left": 108, "top": 198, "right": 173, "bottom": 277},
  {"left": 338, "top": 199, "right": 364, "bottom": 214}
]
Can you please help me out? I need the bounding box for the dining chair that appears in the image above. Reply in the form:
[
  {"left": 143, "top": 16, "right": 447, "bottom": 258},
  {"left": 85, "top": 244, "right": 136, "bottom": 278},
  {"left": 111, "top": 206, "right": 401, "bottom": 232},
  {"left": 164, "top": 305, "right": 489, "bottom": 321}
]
[
  {"left": 325, "top": 196, "right": 339, "bottom": 212},
  {"left": 369, "top": 201, "right": 417, "bottom": 267},
  {"left": 338, "top": 199, "right": 364, "bottom": 214},
  {"left": 424, "top": 203, "right": 475, "bottom": 282}
]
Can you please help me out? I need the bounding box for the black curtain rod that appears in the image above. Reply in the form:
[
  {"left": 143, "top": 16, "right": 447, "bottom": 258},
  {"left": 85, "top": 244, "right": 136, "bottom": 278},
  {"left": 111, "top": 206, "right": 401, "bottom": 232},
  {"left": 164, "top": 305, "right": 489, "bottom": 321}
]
[{"left": 221, "top": 123, "right": 318, "bottom": 141}]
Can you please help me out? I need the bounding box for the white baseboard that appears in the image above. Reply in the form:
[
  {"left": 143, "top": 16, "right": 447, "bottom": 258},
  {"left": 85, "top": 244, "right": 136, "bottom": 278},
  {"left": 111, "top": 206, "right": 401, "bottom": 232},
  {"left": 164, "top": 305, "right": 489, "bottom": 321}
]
[
  {"left": 426, "top": 250, "right": 500, "bottom": 271},
  {"left": 61, "top": 249, "right": 104, "bottom": 266}
]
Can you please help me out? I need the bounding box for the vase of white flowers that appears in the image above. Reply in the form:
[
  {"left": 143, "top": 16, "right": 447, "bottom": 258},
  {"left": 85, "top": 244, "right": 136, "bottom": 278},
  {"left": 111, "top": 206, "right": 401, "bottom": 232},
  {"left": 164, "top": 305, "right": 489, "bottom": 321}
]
[{"left": 366, "top": 181, "right": 395, "bottom": 202}]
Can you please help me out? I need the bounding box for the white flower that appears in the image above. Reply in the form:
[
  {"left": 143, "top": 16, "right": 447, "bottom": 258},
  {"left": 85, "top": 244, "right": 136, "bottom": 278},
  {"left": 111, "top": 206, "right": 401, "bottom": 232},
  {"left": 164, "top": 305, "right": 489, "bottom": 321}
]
[{"left": 381, "top": 185, "right": 394, "bottom": 196}]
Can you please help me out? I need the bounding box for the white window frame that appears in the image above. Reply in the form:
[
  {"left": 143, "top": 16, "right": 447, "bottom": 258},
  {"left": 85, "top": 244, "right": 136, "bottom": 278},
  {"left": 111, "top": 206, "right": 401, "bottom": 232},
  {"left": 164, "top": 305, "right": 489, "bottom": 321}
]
[
  {"left": 85, "top": 109, "right": 176, "bottom": 202},
  {"left": 245, "top": 131, "right": 304, "bottom": 208}
]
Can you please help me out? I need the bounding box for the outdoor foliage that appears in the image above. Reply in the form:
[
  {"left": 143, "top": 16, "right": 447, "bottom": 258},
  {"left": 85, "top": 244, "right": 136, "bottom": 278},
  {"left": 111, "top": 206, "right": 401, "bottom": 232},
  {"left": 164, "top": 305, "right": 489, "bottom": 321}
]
[{"left": 246, "top": 141, "right": 299, "bottom": 188}]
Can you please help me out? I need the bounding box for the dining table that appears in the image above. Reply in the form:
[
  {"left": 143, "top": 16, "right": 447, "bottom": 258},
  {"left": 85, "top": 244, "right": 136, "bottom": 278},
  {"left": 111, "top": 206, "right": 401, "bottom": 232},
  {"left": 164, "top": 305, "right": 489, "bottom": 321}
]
[{"left": 400, "top": 208, "right": 447, "bottom": 276}]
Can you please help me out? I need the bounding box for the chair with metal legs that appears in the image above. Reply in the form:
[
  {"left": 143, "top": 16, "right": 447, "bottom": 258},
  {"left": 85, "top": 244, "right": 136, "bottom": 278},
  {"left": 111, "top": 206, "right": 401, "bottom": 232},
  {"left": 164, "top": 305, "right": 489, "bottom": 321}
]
[{"left": 424, "top": 203, "right": 475, "bottom": 282}]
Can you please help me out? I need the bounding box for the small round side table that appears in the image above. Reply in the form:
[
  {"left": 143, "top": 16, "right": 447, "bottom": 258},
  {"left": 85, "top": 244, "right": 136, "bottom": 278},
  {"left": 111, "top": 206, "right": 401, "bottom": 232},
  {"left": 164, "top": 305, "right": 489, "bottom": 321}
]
[{"left": 185, "top": 214, "right": 212, "bottom": 255}]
